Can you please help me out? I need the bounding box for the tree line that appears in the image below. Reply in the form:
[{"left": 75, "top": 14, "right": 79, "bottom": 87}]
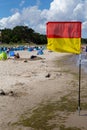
[
  {"left": 0, "top": 26, "right": 47, "bottom": 45},
  {"left": 0, "top": 25, "right": 87, "bottom": 45},
  {"left": 81, "top": 38, "right": 87, "bottom": 44}
]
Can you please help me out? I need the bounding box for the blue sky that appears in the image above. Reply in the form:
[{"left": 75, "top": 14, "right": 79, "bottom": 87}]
[
  {"left": 0, "top": 0, "right": 52, "bottom": 18},
  {"left": 0, "top": 0, "right": 87, "bottom": 38}
]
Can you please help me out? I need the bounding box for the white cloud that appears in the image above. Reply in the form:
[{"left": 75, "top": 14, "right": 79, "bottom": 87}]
[
  {"left": 36, "top": 0, "right": 41, "bottom": 7},
  {"left": 82, "top": 21, "right": 87, "bottom": 37},
  {"left": 20, "top": 0, "right": 25, "bottom": 7},
  {"left": 0, "top": 12, "right": 22, "bottom": 29},
  {"left": 0, "top": 0, "right": 87, "bottom": 37},
  {"left": 22, "top": 6, "right": 41, "bottom": 25}
]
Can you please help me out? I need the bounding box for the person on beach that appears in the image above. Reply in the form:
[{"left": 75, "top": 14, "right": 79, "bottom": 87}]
[{"left": 14, "top": 53, "right": 20, "bottom": 59}]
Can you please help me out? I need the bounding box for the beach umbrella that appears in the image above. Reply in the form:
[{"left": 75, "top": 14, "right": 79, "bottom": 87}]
[
  {"left": 9, "top": 51, "right": 15, "bottom": 57},
  {"left": 28, "top": 47, "right": 33, "bottom": 51},
  {"left": 37, "top": 49, "right": 44, "bottom": 55},
  {"left": 0, "top": 52, "right": 7, "bottom": 60}
]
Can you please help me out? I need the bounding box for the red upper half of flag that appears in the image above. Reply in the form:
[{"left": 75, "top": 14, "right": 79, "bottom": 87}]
[{"left": 46, "top": 22, "right": 82, "bottom": 38}]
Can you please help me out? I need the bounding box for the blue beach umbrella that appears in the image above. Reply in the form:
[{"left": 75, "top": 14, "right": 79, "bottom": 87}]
[
  {"left": 9, "top": 51, "right": 15, "bottom": 57},
  {"left": 37, "top": 49, "right": 44, "bottom": 55}
]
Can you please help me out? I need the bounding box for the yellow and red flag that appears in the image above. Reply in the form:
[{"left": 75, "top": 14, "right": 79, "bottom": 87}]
[{"left": 46, "top": 21, "right": 82, "bottom": 54}]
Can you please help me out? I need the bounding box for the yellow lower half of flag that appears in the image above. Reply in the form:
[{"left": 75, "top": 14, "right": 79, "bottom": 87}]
[{"left": 47, "top": 38, "right": 81, "bottom": 54}]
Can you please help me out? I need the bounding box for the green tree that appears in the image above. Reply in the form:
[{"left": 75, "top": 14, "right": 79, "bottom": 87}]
[
  {"left": 1, "top": 25, "right": 47, "bottom": 45},
  {"left": 1, "top": 28, "right": 12, "bottom": 44}
]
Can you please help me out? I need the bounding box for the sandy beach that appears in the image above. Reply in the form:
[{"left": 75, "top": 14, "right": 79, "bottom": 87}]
[{"left": 0, "top": 49, "right": 87, "bottom": 130}]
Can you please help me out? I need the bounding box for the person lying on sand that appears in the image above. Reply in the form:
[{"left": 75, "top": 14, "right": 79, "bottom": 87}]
[{"left": 14, "top": 53, "right": 20, "bottom": 59}]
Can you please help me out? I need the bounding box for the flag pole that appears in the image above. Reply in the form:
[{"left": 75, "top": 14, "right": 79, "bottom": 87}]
[{"left": 78, "top": 54, "right": 81, "bottom": 115}]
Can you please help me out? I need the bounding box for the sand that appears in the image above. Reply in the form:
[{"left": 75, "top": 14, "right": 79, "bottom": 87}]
[{"left": 0, "top": 49, "right": 87, "bottom": 130}]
